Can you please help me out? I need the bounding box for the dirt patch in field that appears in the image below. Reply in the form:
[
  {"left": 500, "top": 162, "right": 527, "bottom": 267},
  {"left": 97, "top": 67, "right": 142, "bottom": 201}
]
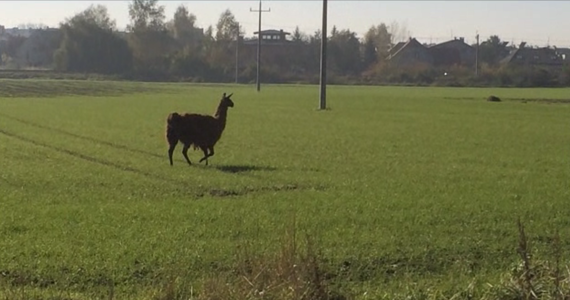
[
  {"left": 200, "top": 183, "right": 327, "bottom": 199},
  {"left": 214, "top": 164, "right": 278, "bottom": 173},
  {"left": 0, "top": 269, "right": 57, "bottom": 288},
  {"left": 504, "top": 97, "right": 570, "bottom": 104},
  {"left": 444, "top": 96, "right": 570, "bottom": 105},
  {"left": 443, "top": 96, "right": 479, "bottom": 101}
]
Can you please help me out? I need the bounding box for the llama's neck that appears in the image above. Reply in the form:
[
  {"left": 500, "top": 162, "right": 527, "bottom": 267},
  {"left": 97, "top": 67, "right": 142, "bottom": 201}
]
[{"left": 214, "top": 105, "right": 229, "bottom": 129}]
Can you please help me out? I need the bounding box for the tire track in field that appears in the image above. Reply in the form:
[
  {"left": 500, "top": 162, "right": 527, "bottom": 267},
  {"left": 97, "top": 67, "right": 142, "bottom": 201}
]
[
  {"left": 0, "top": 128, "right": 328, "bottom": 199},
  {"left": 0, "top": 128, "right": 183, "bottom": 185},
  {"left": 0, "top": 175, "right": 16, "bottom": 187},
  {"left": 0, "top": 112, "right": 164, "bottom": 160}
]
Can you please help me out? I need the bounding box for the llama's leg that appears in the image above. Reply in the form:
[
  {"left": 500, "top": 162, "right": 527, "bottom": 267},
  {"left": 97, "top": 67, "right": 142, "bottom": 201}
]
[
  {"left": 182, "top": 144, "right": 192, "bottom": 165},
  {"left": 168, "top": 140, "right": 178, "bottom": 166},
  {"left": 199, "top": 146, "right": 209, "bottom": 165},
  {"left": 199, "top": 147, "right": 214, "bottom": 165},
  {"left": 208, "top": 147, "right": 214, "bottom": 159}
]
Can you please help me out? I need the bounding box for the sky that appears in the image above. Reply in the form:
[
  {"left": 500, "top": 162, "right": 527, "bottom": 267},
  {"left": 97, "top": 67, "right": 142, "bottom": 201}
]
[{"left": 1, "top": 1, "right": 569, "bottom": 47}]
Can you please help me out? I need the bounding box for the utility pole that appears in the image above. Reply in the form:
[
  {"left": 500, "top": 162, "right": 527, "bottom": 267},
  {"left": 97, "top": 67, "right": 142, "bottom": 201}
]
[
  {"left": 235, "top": 22, "right": 240, "bottom": 84},
  {"left": 475, "top": 32, "right": 480, "bottom": 77},
  {"left": 250, "top": 1, "right": 270, "bottom": 92},
  {"left": 319, "top": 0, "right": 328, "bottom": 110}
]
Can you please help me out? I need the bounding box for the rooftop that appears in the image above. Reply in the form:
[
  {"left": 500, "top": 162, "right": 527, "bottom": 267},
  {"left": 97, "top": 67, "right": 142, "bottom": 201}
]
[{"left": 253, "top": 29, "right": 290, "bottom": 35}]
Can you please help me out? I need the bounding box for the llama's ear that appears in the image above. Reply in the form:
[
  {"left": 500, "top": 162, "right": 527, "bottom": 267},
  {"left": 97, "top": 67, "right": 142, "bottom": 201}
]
[
  {"left": 223, "top": 92, "right": 226, "bottom": 97},
  {"left": 227, "top": 93, "right": 233, "bottom": 98}
]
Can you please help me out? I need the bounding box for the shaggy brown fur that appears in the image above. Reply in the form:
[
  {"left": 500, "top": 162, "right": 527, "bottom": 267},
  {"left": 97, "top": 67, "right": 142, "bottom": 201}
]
[{"left": 166, "top": 92, "right": 235, "bottom": 166}]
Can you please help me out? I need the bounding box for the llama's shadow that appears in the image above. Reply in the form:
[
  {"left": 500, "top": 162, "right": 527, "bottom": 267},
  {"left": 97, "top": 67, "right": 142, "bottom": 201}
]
[{"left": 214, "top": 164, "right": 277, "bottom": 174}]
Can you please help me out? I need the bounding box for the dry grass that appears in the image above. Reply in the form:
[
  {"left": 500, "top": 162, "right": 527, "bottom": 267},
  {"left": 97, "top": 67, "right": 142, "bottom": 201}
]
[
  {"left": 482, "top": 221, "right": 570, "bottom": 300},
  {"left": 197, "top": 223, "right": 345, "bottom": 300}
]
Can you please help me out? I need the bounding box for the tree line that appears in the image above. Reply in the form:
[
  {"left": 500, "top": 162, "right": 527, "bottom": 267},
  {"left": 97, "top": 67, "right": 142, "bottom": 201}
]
[
  {"left": 2, "top": 0, "right": 569, "bottom": 87},
  {"left": 51, "top": 0, "right": 408, "bottom": 82}
]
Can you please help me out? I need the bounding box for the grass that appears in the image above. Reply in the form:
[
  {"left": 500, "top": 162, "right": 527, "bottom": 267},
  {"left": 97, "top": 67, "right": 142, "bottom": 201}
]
[{"left": 0, "top": 79, "right": 570, "bottom": 299}]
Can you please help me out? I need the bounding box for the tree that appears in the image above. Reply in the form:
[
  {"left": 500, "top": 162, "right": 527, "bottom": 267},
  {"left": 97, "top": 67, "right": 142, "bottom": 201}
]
[
  {"left": 304, "top": 30, "right": 323, "bottom": 74},
  {"left": 329, "top": 28, "right": 362, "bottom": 75},
  {"left": 291, "top": 26, "right": 307, "bottom": 43},
  {"left": 362, "top": 23, "right": 392, "bottom": 67},
  {"left": 479, "top": 35, "right": 510, "bottom": 66},
  {"left": 215, "top": 9, "right": 241, "bottom": 42},
  {"left": 75, "top": 4, "right": 116, "bottom": 30},
  {"left": 202, "top": 9, "right": 243, "bottom": 80},
  {"left": 127, "top": 0, "right": 174, "bottom": 76},
  {"left": 4, "top": 35, "right": 27, "bottom": 58},
  {"left": 331, "top": 25, "right": 338, "bottom": 37},
  {"left": 362, "top": 35, "right": 377, "bottom": 69},
  {"left": 202, "top": 25, "right": 215, "bottom": 53},
  {"left": 204, "top": 25, "right": 214, "bottom": 41},
  {"left": 164, "top": 5, "right": 214, "bottom": 80},
  {"left": 311, "top": 30, "right": 322, "bottom": 43},
  {"left": 54, "top": 4, "right": 132, "bottom": 74},
  {"left": 168, "top": 4, "right": 200, "bottom": 47},
  {"left": 127, "top": 0, "right": 165, "bottom": 32}
]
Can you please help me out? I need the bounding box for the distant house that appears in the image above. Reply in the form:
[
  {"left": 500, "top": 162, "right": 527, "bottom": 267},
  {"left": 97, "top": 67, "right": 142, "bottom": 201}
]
[
  {"left": 241, "top": 29, "right": 300, "bottom": 75},
  {"left": 554, "top": 47, "right": 570, "bottom": 63},
  {"left": 387, "top": 37, "right": 475, "bottom": 68},
  {"left": 387, "top": 38, "right": 433, "bottom": 67},
  {"left": 501, "top": 43, "right": 563, "bottom": 67},
  {"left": 428, "top": 37, "right": 475, "bottom": 66},
  {"left": 388, "top": 41, "right": 406, "bottom": 57},
  {"left": 243, "top": 29, "right": 291, "bottom": 46},
  {"left": 4, "top": 27, "right": 34, "bottom": 38}
]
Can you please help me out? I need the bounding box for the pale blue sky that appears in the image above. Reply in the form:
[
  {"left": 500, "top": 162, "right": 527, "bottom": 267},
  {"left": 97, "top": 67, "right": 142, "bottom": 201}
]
[{"left": 1, "top": 1, "right": 569, "bottom": 47}]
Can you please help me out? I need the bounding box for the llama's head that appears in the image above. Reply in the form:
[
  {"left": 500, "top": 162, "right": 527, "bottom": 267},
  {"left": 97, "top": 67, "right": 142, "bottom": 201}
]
[{"left": 221, "top": 92, "right": 234, "bottom": 108}]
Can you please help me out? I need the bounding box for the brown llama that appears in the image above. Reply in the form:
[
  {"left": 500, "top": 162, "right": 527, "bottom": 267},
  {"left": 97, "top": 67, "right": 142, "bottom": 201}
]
[{"left": 166, "top": 92, "right": 235, "bottom": 166}]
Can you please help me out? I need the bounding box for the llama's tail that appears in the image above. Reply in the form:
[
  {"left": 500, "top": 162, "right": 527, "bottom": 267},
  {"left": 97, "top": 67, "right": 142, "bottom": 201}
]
[
  {"left": 166, "top": 112, "right": 182, "bottom": 166},
  {"left": 166, "top": 112, "right": 181, "bottom": 144}
]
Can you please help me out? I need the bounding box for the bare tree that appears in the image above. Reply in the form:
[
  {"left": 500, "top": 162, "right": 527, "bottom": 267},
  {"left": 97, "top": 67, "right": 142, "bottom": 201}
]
[
  {"left": 388, "top": 20, "right": 410, "bottom": 44},
  {"left": 17, "top": 23, "right": 48, "bottom": 30}
]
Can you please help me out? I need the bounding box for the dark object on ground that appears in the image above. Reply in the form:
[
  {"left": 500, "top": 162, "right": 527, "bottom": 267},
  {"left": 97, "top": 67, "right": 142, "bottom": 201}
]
[{"left": 487, "top": 95, "right": 501, "bottom": 102}]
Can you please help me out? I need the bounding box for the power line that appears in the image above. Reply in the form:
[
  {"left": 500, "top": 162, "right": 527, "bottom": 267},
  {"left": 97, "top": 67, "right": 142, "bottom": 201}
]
[
  {"left": 319, "top": 0, "right": 327, "bottom": 111},
  {"left": 250, "top": 1, "right": 270, "bottom": 92},
  {"left": 475, "top": 31, "right": 479, "bottom": 77},
  {"left": 235, "top": 22, "right": 240, "bottom": 84}
]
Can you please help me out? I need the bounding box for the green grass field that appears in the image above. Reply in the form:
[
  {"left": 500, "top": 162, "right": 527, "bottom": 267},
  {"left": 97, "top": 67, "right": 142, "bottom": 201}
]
[{"left": 1, "top": 79, "right": 569, "bottom": 299}]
